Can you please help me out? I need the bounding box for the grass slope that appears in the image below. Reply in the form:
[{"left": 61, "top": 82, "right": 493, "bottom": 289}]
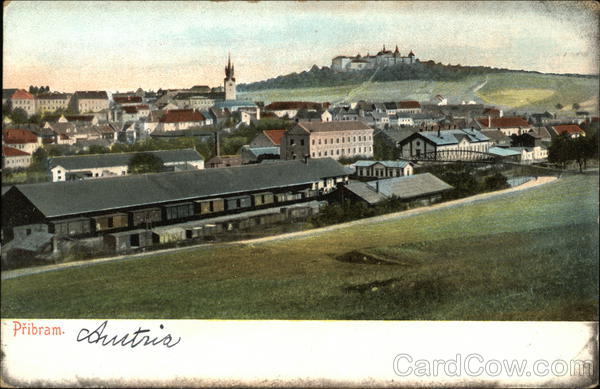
[
  {"left": 2, "top": 175, "right": 598, "bottom": 320},
  {"left": 239, "top": 72, "right": 598, "bottom": 114}
]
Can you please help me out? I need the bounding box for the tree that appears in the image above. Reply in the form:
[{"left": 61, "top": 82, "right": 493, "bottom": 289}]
[
  {"left": 555, "top": 103, "right": 563, "bottom": 110},
  {"left": 10, "top": 108, "right": 28, "bottom": 124},
  {"left": 28, "top": 113, "right": 42, "bottom": 125},
  {"left": 548, "top": 134, "right": 571, "bottom": 168},
  {"left": 88, "top": 145, "right": 109, "bottom": 154},
  {"left": 483, "top": 173, "right": 509, "bottom": 191},
  {"left": 2, "top": 102, "right": 12, "bottom": 116},
  {"left": 127, "top": 153, "right": 165, "bottom": 174},
  {"left": 572, "top": 103, "right": 580, "bottom": 110},
  {"left": 29, "top": 147, "right": 49, "bottom": 172}
]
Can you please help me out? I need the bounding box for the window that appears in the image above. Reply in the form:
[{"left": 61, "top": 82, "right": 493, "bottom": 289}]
[
  {"left": 312, "top": 139, "right": 315, "bottom": 145},
  {"left": 336, "top": 138, "right": 339, "bottom": 143},
  {"left": 318, "top": 139, "right": 321, "bottom": 145},
  {"left": 290, "top": 138, "right": 295, "bottom": 145},
  {"left": 300, "top": 139, "right": 304, "bottom": 146},
  {"left": 324, "top": 151, "right": 328, "bottom": 156}
]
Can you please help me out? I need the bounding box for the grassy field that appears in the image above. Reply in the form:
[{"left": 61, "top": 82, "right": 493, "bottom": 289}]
[
  {"left": 239, "top": 72, "right": 598, "bottom": 114},
  {"left": 2, "top": 174, "right": 598, "bottom": 320}
]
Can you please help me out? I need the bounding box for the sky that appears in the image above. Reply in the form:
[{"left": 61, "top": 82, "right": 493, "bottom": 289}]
[{"left": 3, "top": 1, "right": 598, "bottom": 92}]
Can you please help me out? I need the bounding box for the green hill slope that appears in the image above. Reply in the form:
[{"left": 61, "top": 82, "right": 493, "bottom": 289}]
[
  {"left": 240, "top": 71, "right": 598, "bottom": 114},
  {"left": 2, "top": 174, "right": 598, "bottom": 320}
]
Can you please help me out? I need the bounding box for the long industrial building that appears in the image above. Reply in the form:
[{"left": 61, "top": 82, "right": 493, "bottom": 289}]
[{"left": 2, "top": 158, "right": 349, "bottom": 243}]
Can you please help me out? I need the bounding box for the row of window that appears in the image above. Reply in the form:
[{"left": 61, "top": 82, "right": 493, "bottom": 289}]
[
  {"left": 4, "top": 158, "right": 31, "bottom": 165},
  {"left": 311, "top": 135, "right": 372, "bottom": 146},
  {"left": 311, "top": 146, "right": 372, "bottom": 157}
]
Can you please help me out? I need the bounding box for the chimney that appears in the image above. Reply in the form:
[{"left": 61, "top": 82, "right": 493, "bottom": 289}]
[
  {"left": 214, "top": 131, "right": 220, "bottom": 156},
  {"left": 437, "top": 127, "right": 441, "bottom": 137},
  {"left": 488, "top": 115, "right": 491, "bottom": 127},
  {"left": 375, "top": 180, "right": 379, "bottom": 193}
]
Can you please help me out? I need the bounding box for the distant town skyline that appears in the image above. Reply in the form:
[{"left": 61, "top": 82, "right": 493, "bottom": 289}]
[{"left": 3, "top": 1, "right": 598, "bottom": 92}]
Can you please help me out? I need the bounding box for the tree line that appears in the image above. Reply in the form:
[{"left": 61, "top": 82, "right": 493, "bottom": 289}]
[{"left": 548, "top": 133, "right": 598, "bottom": 172}]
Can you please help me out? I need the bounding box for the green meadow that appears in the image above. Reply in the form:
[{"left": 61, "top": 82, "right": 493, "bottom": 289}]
[
  {"left": 239, "top": 72, "right": 598, "bottom": 114},
  {"left": 2, "top": 174, "right": 598, "bottom": 320}
]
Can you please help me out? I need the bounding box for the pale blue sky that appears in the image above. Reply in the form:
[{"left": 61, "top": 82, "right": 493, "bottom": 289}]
[{"left": 3, "top": 1, "right": 598, "bottom": 92}]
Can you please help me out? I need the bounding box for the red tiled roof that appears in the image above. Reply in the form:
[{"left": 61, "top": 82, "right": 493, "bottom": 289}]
[
  {"left": 114, "top": 96, "right": 142, "bottom": 104},
  {"left": 265, "top": 101, "right": 324, "bottom": 110},
  {"left": 263, "top": 129, "right": 286, "bottom": 146},
  {"left": 123, "top": 106, "right": 138, "bottom": 114},
  {"left": 3, "top": 146, "right": 31, "bottom": 157},
  {"left": 159, "top": 109, "right": 205, "bottom": 123},
  {"left": 11, "top": 89, "right": 34, "bottom": 100},
  {"left": 476, "top": 117, "right": 530, "bottom": 128},
  {"left": 483, "top": 108, "right": 501, "bottom": 115},
  {"left": 398, "top": 100, "right": 421, "bottom": 109},
  {"left": 2, "top": 128, "right": 39, "bottom": 144},
  {"left": 135, "top": 104, "right": 149, "bottom": 110},
  {"left": 553, "top": 124, "right": 585, "bottom": 135}
]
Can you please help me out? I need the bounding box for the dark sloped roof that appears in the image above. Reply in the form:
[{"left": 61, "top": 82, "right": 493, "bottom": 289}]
[
  {"left": 296, "top": 121, "right": 372, "bottom": 133},
  {"left": 16, "top": 158, "right": 348, "bottom": 218},
  {"left": 366, "top": 173, "right": 453, "bottom": 199},
  {"left": 344, "top": 181, "right": 387, "bottom": 205},
  {"left": 74, "top": 91, "right": 108, "bottom": 100},
  {"left": 48, "top": 149, "right": 204, "bottom": 170},
  {"left": 417, "top": 129, "right": 490, "bottom": 146}
]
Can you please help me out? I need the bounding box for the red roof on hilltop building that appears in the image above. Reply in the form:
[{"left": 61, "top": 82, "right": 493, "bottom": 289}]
[
  {"left": 123, "top": 106, "right": 138, "bottom": 114},
  {"left": 2, "top": 128, "right": 39, "bottom": 144},
  {"left": 398, "top": 100, "right": 421, "bottom": 109},
  {"left": 159, "top": 109, "right": 205, "bottom": 123},
  {"left": 477, "top": 117, "right": 530, "bottom": 128},
  {"left": 11, "top": 89, "right": 34, "bottom": 100},
  {"left": 552, "top": 124, "right": 585, "bottom": 136},
  {"left": 263, "top": 129, "right": 286, "bottom": 146},
  {"left": 3, "top": 146, "right": 31, "bottom": 157}
]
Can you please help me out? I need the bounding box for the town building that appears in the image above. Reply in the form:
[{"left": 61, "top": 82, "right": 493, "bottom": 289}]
[
  {"left": 550, "top": 124, "right": 586, "bottom": 138},
  {"left": 206, "top": 155, "right": 243, "bottom": 168},
  {"left": 2, "top": 146, "right": 32, "bottom": 169},
  {"left": 35, "top": 92, "right": 71, "bottom": 114},
  {"left": 6, "top": 89, "right": 36, "bottom": 116},
  {"left": 264, "top": 101, "right": 328, "bottom": 119},
  {"left": 281, "top": 121, "right": 374, "bottom": 161},
  {"left": 70, "top": 91, "right": 110, "bottom": 113},
  {"left": 2, "top": 128, "right": 42, "bottom": 155},
  {"left": 352, "top": 160, "right": 414, "bottom": 179},
  {"left": 155, "top": 109, "right": 206, "bottom": 132},
  {"left": 474, "top": 116, "right": 532, "bottom": 137},
  {"left": 2, "top": 159, "right": 349, "bottom": 244},
  {"left": 398, "top": 128, "right": 493, "bottom": 160},
  {"left": 396, "top": 101, "right": 422, "bottom": 114},
  {"left": 341, "top": 173, "right": 452, "bottom": 206},
  {"left": 48, "top": 149, "right": 204, "bottom": 182}
]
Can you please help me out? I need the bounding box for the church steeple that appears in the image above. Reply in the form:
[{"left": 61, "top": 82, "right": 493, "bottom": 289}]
[
  {"left": 224, "top": 52, "right": 236, "bottom": 100},
  {"left": 225, "top": 52, "right": 235, "bottom": 81}
]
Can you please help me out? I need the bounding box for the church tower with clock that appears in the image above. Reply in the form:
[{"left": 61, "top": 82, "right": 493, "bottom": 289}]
[{"left": 224, "top": 53, "right": 236, "bottom": 101}]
